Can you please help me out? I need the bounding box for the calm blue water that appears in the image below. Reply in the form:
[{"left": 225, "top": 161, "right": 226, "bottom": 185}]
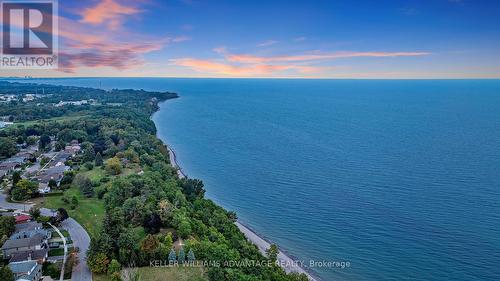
[{"left": 20, "top": 78, "right": 500, "bottom": 281}]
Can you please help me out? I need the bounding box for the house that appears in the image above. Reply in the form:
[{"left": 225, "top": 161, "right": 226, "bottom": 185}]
[
  {"left": 8, "top": 261, "right": 43, "bottom": 281},
  {"left": 15, "top": 214, "right": 32, "bottom": 224},
  {"left": 10, "top": 228, "right": 51, "bottom": 240},
  {"left": 1, "top": 233, "right": 46, "bottom": 258},
  {"left": 64, "top": 144, "right": 81, "bottom": 156},
  {"left": 15, "top": 221, "right": 42, "bottom": 233},
  {"left": 10, "top": 248, "right": 49, "bottom": 264},
  {"left": 36, "top": 164, "right": 69, "bottom": 187}
]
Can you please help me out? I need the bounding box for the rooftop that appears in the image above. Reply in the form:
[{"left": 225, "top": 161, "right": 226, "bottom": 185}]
[
  {"left": 8, "top": 260, "right": 37, "bottom": 274},
  {"left": 10, "top": 248, "right": 49, "bottom": 263},
  {"left": 1, "top": 233, "right": 45, "bottom": 250},
  {"left": 15, "top": 221, "right": 42, "bottom": 233}
]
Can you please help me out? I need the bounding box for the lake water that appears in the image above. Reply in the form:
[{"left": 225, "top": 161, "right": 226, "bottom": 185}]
[{"left": 20, "top": 78, "right": 500, "bottom": 281}]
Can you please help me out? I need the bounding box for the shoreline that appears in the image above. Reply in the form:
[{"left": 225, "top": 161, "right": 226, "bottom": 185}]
[{"left": 163, "top": 137, "right": 320, "bottom": 281}]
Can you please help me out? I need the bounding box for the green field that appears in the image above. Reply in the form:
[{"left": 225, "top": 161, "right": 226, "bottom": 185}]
[
  {"left": 93, "top": 267, "right": 207, "bottom": 281},
  {"left": 40, "top": 184, "right": 105, "bottom": 238},
  {"left": 10, "top": 114, "right": 89, "bottom": 128}
]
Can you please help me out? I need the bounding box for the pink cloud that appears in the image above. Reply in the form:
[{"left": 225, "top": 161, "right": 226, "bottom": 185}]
[
  {"left": 80, "top": 0, "right": 141, "bottom": 30},
  {"left": 172, "top": 58, "right": 325, "bottom": 76},
  {"left": 171, "top": 48, "right": 430, "bottom": 77},
  {"left": 227, "top": 51, "right": 430, "bottom": 64}
]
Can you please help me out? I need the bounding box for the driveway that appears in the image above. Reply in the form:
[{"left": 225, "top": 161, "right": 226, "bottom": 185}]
[{"left": 0, "top": 193, "right": 92, "bottom": 281}]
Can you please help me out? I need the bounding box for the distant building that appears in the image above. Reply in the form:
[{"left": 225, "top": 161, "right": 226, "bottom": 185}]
[
  {"left": 55, "top": 100, "right": 88, "bottom": 107},
  {"left": 8, "top": 260, "right": 43, "bottom": 281},
  {"left": 36, "top": 164, "right": 70, "bottom": 192}
]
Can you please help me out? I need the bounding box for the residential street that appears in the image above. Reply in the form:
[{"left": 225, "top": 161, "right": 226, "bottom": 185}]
[{"left": 0, "top": 193, "right": 92, "bottom": 281}]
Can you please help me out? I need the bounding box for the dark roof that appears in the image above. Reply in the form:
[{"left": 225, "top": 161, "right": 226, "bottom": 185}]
[
  {"left": 9, "top": 248, "right": 48, "bottom": 263},
  {"left": 1, "top": 233, "right": 45, "bottom": 250},
  {"left": 36, "top": 165, "right": 69, "bottom": 183},
  {"left": 15, "top": 221, "right": 42, "bottom": 233},
  {"left": 10, "top": 229, "right": 50, "bottom": 240}
]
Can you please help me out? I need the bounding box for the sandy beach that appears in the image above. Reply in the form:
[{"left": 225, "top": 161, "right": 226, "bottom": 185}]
[{"left": 166, "top": 144, "right": 319, "bottom": 281}]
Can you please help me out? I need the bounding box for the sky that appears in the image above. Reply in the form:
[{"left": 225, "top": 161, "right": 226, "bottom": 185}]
[{"left": 1, "top": 0, "right": 500, "bottom": 78}]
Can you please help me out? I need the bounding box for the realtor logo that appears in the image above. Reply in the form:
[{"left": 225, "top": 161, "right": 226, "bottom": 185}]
[{"left": 1, "top": 0, "right": 58, "bottom": 69}]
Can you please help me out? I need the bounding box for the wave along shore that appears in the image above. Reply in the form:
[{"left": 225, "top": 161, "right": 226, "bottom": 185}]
[{"left": 164, "top": 142, "right": 320, "bottom": 281}]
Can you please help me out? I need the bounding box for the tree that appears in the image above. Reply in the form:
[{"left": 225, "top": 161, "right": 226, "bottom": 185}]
[
  {"left": 266, "top": 244, "right": 279, "bottom": 263},
  {"left": 39, "top": 134, "right": 51, "bottom": 150},
  {"left": 163, "top": 233, "right": 173, "bottom": 250},
  {"left": 0, "top": 137, "right": 17, "bottom": 159},
  {"left": 29, "top": 206, "right": 41, "bottom": 219},
  {"left": 158, "top": 199, "right": 174, "bottom": 224},
  {"left": 65, "top": 248, "right": 80, "bottom": 276},
  {"left": 82, "top": 143, "right": 95, "bottom": 163},
  {"left": 0, "top": 265, "right": 14, "bottom": 281},
  {"left": 181, "top": 179, "right": 205, "bottom": 201},
  {"left": 177, "top": 219, "right": 192, "bottom": 239},
  {"left": 187, "top": 249, "right": 196, "bottom": 263},
  {"left": 12, "top": 179, "right": 38, "bottom": 200},
  {"left": 73, "top": 174, "right": 93, "bottom": 197},
  {"left": 88, "top": 252, "right": 110, "bottom": 274},
  {"left": 26, "top": 136, "right": 37, "bottom": 146},
  {"left": 95, "top": 152, "right": 103, "bottom": 166},
  {"left": 54, "top": 140, "right": 66, "bottom": 151},
  {"left": 105, "top": 157, "right": 122, "bottom": 175},
  {"left": 140, "top": 234, "right": 159, "bottom": 255},
  {"left": 71, "top": 195, "right": 79, "bottom": 209},
  {"left": 51, "top": 208, "right": 69, "bottom": 225},
  {"left": 168, "top": 249, "right": 177, "bottom": 264},
  {"left": 108, "top": 259, "right": 121, "bottom": 275},
  {"left": 12, "top": 171, "right": 21, "bottom": 187},
  {"left": 48, "top": 179, "right": 58, "bottom": 189},
  {"left": 0, "top": 216, "right": 15, "bottom": 238},
  {"left": 178, "top": 247, "right": 186, "bottom": 264}
]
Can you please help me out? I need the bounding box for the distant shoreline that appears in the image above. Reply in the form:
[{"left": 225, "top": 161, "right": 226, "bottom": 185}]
[{"left": 155, "top": 104, "right": 320, "bottom": 281}]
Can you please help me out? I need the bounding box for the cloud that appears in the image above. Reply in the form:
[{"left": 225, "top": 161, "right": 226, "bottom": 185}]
[
  {"left": 226, "top": 51, "right": 430, "bottom": 64},
  {"left": 52, "top": 2, "right": 187, "bottom": 73},
  {"left": 80, "top": 0, "right": 141, "bottom": 30},
  {"left": 171, "top": 58, "right": 325, "bottom": 76},
  {"left": 294, "top": 37, "right": 306, "bottom": 42},
  {"left": 171, "top": 48, "right": 430, "bottom": 77},
  {"left": 257, "top": 40, "right": 278, "bottom": 47}
]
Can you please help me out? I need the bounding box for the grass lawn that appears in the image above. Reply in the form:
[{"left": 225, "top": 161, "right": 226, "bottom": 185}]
[
  {"left": 94, "top": 267, "right": 207, "bottom": 281},
  {"left": 49, "top": 247, "right": 66, "bottom": 256},
  {"left": 40, "top": 186, "right": 105, "bottom": 238},
  {"left": 10, "top": 114, "right": 89, "bottom": 128},
  {"left": 82, "top": 166, "right": 107, "bottom": 182},
  {"left": 36, "top": 164, "right": 141, "bottom": 238}
]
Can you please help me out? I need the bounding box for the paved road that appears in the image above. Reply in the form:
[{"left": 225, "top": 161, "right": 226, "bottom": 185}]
[
  {"left": 0, "top": 193, "right": 92, "bottom": 281},
  {"left": 0, "top": 191, "right": 32, "bottom": 211},
  {"left": 61, "top": 218, "right": 92, "bottom": 281}
]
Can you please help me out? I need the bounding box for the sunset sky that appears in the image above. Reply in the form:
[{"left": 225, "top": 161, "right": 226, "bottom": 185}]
[{"left": 2, "top": 0, "right": 500, "bottom": 78}]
